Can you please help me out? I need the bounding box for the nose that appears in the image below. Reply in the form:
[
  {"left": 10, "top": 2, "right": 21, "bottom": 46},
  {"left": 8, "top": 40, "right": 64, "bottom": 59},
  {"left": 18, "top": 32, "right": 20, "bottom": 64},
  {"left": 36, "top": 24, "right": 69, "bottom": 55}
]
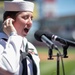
[{"left": 27, "top": 18, "right": 32, "bottom": 26}]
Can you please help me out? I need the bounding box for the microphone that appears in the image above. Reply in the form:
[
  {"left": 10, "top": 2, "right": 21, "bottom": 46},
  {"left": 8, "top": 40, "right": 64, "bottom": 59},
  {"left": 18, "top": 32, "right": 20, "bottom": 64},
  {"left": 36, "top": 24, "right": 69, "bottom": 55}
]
[
  {"left": 34, "top": 30, "right": 75, "bottom": 47},
  {"left": 34, "top": 30, "right": 58, "bottom": 50}
]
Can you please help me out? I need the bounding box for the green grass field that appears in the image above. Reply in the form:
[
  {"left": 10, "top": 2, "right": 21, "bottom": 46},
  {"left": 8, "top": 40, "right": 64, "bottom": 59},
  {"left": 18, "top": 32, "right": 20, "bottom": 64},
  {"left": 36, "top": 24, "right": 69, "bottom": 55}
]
[{"left": 37, "top": 47, "right": 75, "bottom": 75}]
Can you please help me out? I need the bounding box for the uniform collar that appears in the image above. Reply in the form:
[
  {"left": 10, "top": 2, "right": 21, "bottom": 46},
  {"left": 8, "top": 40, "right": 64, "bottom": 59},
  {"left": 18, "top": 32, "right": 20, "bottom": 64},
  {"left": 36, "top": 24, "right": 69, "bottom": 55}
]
[{"left": 0, "top": 32, "right": 8, "bottom": 40}]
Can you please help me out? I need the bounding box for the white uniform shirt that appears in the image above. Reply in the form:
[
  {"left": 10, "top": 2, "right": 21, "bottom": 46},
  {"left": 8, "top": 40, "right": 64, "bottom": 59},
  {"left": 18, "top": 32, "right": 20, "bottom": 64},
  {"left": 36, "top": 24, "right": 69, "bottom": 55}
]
[{"left": 0, "top": 32, "right": 40, "bottom": 75}]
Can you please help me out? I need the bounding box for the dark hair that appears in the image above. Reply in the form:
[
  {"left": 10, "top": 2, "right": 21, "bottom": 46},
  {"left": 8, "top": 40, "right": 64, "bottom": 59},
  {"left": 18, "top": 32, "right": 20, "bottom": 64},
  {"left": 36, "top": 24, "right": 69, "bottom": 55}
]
[{"left": 3, "top": 11, "right": 19, "bottom": 21}]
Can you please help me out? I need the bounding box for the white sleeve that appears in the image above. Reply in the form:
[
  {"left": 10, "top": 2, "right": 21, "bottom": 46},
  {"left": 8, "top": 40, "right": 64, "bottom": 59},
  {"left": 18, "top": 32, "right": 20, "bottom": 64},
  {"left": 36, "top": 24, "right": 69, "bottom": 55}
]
[{"left": 0, "top": 35, "right": 23, "bottom": 73}]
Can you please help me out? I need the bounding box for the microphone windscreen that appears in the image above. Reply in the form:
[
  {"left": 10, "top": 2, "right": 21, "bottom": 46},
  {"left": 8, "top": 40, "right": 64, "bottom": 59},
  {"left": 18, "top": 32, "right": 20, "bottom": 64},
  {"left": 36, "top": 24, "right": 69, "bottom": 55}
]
[
  {"left": 34, "top": 30, "right": 43, "bottom": 42},
  {"left": 34, "top": 30, "right": 52, "bottom": 42}
]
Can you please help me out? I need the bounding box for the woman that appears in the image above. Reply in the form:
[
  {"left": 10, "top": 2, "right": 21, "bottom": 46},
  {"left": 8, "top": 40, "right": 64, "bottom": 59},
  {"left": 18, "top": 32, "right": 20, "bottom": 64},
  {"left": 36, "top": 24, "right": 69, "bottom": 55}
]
[{"left": 0, "top": 0, "right": 40, "bottom": 75}]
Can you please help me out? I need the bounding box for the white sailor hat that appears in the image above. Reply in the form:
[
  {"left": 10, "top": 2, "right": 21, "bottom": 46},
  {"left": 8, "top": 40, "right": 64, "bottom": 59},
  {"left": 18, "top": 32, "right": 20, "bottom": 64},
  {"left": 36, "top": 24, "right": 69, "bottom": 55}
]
[{"left": 4, "top": 0, "right": 34, "bottom": 12}]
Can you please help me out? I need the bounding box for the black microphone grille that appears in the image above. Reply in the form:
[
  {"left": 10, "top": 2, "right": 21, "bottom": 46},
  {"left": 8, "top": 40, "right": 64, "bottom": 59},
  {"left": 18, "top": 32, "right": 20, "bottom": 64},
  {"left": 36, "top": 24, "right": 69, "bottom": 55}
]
[
  {"left": 34, "top": 30, "right": 43, "bottom": 42},
  {"left": 34, "top": 30, "right": 53, "bottom": 42}
]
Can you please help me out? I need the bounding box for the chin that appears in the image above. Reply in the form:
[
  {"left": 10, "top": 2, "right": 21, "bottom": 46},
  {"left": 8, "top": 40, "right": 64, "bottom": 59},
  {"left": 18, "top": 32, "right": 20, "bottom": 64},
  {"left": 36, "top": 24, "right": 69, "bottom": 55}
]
[
  {"left": 19, "top": 34, "right": 26, "bottom": 37},
  {"left": 23, "top": 34, "right": 27, "bottom": 37}
]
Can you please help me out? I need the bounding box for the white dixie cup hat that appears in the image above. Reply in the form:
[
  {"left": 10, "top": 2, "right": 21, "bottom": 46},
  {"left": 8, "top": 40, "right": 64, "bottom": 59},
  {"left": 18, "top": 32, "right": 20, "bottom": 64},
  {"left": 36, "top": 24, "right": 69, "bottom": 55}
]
[{"left": 4, "top": 0, "right": 34, "bottom": 12}]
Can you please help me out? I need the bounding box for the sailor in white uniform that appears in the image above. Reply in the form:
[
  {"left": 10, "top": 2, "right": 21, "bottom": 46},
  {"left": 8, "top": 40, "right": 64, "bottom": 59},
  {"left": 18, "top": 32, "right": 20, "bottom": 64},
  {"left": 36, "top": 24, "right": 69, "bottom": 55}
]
[{"left": 0, "top": 0, "right": 40, "bottom": 75}]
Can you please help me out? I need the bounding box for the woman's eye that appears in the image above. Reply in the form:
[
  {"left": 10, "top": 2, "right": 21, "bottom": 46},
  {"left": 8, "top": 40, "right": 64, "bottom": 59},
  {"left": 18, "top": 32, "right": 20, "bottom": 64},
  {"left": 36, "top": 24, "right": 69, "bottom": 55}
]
[
  {"left": 22, "top": 15, "right": 33, "bottom": 20},
  {"left": 23, "top": 16, "right": 28, "bottom": 19}
]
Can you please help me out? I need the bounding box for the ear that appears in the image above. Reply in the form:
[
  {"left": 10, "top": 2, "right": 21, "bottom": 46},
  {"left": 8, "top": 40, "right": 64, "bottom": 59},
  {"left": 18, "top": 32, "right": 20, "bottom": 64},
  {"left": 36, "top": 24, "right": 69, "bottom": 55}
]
[
  {"left": 7, "top": 16, "right": 15, "bottom": 20},
  {"left": 6, "top": 16, "right": 11, "bottom": 19}
]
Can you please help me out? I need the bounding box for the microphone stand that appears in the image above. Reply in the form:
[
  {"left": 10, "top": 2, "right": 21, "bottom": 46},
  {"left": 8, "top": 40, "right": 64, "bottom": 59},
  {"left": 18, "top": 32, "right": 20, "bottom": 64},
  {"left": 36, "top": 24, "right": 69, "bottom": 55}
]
[
  {"left": 57, "top": 53, "right": 60, "bottom": 75},
  {"left": 47, "top": 44, "right": 68, "bottom": 75},
  {"left": 56, "top": 51, "right": 65, "bottom": 75}
]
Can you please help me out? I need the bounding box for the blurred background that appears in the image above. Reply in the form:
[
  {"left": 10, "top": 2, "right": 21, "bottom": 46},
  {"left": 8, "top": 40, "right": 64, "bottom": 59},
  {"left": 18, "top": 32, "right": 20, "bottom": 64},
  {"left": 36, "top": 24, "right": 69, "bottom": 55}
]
[{"left": 0, "top": 0, "right": 75, "bottom": 75}]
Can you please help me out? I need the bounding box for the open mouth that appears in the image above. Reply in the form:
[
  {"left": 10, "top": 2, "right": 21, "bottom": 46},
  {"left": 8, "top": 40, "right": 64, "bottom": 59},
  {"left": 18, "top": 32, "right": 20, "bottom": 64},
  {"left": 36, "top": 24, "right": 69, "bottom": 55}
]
[{"left": 24, "top": 28, "right": 29, "bottom": 33}]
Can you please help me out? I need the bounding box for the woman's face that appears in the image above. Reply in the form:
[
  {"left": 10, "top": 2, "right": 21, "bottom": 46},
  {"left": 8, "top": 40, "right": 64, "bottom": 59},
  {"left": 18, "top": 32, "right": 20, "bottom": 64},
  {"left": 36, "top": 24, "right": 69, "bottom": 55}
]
[{"left": 13, "top": 11, "right": 33, "bottom": 37}]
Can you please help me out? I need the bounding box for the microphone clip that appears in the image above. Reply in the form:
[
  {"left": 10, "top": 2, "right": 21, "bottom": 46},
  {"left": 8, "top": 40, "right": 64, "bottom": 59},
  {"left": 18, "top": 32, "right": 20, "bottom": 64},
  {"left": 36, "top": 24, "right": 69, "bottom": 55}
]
[{"left": 62, "top": 45, "right": 69, "bottom": 58}]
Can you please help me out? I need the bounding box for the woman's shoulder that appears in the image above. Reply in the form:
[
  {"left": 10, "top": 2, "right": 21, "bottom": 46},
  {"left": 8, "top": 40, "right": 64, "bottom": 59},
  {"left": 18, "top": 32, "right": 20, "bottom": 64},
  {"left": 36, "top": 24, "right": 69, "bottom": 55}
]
[{"left": 0, "top": 32, "right": 8, "bottom": 39}]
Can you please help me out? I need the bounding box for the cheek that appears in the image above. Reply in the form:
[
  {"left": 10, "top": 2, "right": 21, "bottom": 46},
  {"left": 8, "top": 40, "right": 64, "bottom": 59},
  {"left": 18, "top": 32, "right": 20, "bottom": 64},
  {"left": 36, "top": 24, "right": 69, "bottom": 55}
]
[
  {"left": 13, "top": 21, "right": 22, "bottom": 30},
  {"left": 14, "top": 18, "right": 26, "bottom": 29},
  {"left": 17, "top": 18, "right": 26, "bottom": 26}
]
